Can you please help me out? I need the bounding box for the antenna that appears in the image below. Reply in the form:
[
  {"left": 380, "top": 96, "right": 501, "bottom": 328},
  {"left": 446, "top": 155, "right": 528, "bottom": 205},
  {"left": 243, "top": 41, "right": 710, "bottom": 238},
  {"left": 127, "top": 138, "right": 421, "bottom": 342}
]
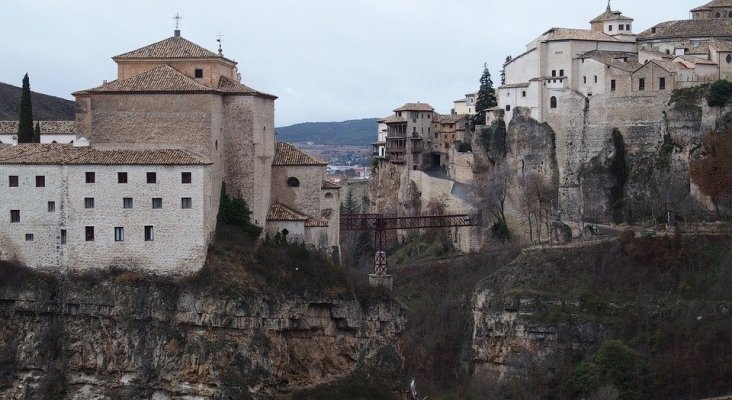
[
  {"left": 173, "top": 13, "right": 183, "bottom": 36},
  {"left": 217, "top": 32, "right": 224, "bottom": 56}
]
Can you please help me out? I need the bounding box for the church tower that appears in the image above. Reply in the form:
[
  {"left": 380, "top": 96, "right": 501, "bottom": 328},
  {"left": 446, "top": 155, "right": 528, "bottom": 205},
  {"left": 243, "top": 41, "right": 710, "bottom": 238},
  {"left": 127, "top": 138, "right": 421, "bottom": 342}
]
[{"left": 589, "top": 2, "right": 636, "bottom": 42}]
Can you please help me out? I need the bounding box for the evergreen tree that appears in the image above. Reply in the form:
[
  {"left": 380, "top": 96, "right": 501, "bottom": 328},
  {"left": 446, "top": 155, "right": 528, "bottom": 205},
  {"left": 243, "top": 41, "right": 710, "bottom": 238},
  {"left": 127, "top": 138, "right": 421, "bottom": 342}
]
[
  {"left": 341, "top": 189, "right": 359, "bottom": 214},
  {"left": 500, "top": 55, "right": 512, "bottom": 85},
  {"left": 17, "top": 73, "right": 33, "bottom": 143},
  {"left": 33, "top": 122, "right": 41, "bottom": 143},
  {"left": 472, "top": 63, "right": 497, "bottom": 130}
]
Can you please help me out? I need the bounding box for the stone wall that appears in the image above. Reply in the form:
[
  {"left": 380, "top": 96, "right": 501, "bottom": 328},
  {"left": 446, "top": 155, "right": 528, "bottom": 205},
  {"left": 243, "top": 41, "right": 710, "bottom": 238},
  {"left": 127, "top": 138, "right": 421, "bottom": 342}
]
[
  {"left": 447, "top": 149, "right": 474, "bottom": 185},
  {"left": 271, "top": 165, "right": 324, "bottom": 219},
  {"left": 0, "top": 164, "right": 210, "bottom": 275}
]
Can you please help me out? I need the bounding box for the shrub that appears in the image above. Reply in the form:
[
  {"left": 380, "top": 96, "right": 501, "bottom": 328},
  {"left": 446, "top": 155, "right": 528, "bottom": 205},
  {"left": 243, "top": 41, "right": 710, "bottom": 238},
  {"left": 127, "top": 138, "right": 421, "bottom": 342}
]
[
  {"left": 0, "top": 260, "right": 29, "bottom": 291},
  {"left": 571, "top": 340, "right": 649, "bottom": 400},
  {"left": 707, "top": 80, "right": 732, "bottom": 107},
  {"left": 217, "top": 184, "right": 262, "bottom": 236},
  {"left": 609, "top": 129, "right": 628, "bottom": 224}
]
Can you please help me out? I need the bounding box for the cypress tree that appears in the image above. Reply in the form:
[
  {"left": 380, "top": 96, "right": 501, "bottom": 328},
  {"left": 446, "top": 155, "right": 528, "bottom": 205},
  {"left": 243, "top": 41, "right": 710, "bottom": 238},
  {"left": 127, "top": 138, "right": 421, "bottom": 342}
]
[
  {"left": 17, "top": 73, "right": 34, "bottom": 143},
  {"left": 472, "top": 64, "right": 497, "bottom": 130},
  {"left": 33, "top": 122, "right": 41, "bottom": 143}
]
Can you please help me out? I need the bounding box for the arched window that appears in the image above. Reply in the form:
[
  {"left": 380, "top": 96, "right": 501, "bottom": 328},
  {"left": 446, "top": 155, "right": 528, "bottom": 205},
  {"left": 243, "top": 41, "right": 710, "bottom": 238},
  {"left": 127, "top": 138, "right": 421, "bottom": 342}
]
[
  {"left": 727, "top": 54, "right": 732, "bottom": 64},
  {"left": 550, "top": 96, "right": 557, "bottom": 109},
  {"left": 716, "top": 12, "right": 721, "bottom": 17},
  {"left": 287, "top": 177, "right": 300, "bottom": 187},
  {"left": 325, "top": 192, "right": 333, "bottom": 199}
]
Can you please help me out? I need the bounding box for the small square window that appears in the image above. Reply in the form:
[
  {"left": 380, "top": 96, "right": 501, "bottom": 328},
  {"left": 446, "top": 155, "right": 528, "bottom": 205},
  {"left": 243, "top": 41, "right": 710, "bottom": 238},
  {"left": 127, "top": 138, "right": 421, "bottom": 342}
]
[
  {"left": 25, "top": 234, "right": 34, "bottom": 242},
  {"left": 147, "top": 172, "right": 157, "bottom": 184},
  {"left": 181, "top": 197, "right": 192, "bottom": 209},
  {"left": 123, "top": 197, "right": 133, "bottom": 209},
  {"left": 85, "top": 226, "right": 95, "bottom": 241},
  {"left": 9, "top": 175, "right": 18, "bottom": 187},
  {"left": 48, "top": 201, "right": 56, "bottom": 212},
  {"left": 608, "top": 25, "right": 613, "bottom": 31},
  {"left": 144, "top": 226, "right": 154, "bottom": 241},
  {"left": 152, "top": 198, "right": 163, "bottom": 209},
  {"left": 194, "top": 68, "right": 203, "bottom": 78},
  {"left": 85, "top": 198, "right": 95, "bottom": 209},
  {"left": 114, "top": 227, "right": 124, "bottom": 242},
  {"left": 505, "top": 105, "right": 511, "bottom": 111},
  {"left": 60, "top": 229, "right": 67, "bottom": 245},
  {"left": 118, "top": 172, "right": 128, "bottom": 184},
  {"left": 559, "top": 69, "right": 565, "bottom": 76},
  {"left": 86, "top": 172, "right": 95, "bottom": 183},
  {"left": 10, "top": 210, "right": 20, "bottom": 223},
  {"left": 181, "top": 172, "right": 192, "bottom": 184},
  {"left": 36, "top": 176, "right": 45, "bottom": 187}
]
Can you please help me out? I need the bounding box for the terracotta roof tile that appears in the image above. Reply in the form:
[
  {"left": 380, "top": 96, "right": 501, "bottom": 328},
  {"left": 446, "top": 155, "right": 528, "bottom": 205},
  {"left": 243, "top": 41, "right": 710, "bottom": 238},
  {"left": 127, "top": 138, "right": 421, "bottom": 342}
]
[
  {"left": 692, "top": 0, "right": 732, "bottom": 12},
  {"left": 0, "top": 144, "right": 211, "bottom": 165},
  {"left": 114, "top": 36, "right": 222, "bottom": 60},
  {"left": 0, "top": 121, "right": 75, "bottom": 135},
  {"left": 217, "top": 76, "right": 278, "bottom": 99},
  {"left": 394, "top": 103, "right": 435, "bottom": 112},
  {"left": 380, "top": 115, "right": 407, "bottom": 124},
  {"left": 590, "top": 8, "right": 633, "bottom": 23},
  {"left": 273, "top": 142, "right": 327, "bottom": 166},
  {"left": 578, "top": 50, "right": 642, "bottom": 72},
  {"left": 638, "top": 19, "right": 732, "bottom": 41},
  {"left": 267, "top": 203, "right": 308, "bottom": 221},
  {"left": 540, "top": 28, "right": 619, "bottom": 42},
  {"left": 322, "top": 180, "right": 341, "bottom": 190},
  {"left": 305, "top": 217, "right": 329, "bottom": 227},
  {"left": 498, "top": 82, "right": 531, "bottom": 89},
  {"left": 433, "top": 114, "right": 468, "bottom": 124},
  {"left": 78, "top": 65, "right": 213, "bottom": 94}
]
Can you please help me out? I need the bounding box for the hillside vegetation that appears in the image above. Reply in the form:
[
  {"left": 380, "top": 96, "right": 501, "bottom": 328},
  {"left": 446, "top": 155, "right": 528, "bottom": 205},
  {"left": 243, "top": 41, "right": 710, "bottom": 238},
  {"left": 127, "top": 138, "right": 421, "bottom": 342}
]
[
  {"left": 0, "top": 82, "right": 74, "bottom": 121},
  {"left": 276, "top": 118, "right": 378, "bottom": 146}
]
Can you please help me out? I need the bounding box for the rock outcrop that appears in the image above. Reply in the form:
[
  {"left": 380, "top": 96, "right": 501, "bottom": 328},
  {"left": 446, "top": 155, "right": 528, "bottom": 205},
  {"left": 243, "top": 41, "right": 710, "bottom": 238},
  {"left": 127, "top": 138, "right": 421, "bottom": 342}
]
[{"left": 0, "top": 269, "right": 405, "bottom": 399}]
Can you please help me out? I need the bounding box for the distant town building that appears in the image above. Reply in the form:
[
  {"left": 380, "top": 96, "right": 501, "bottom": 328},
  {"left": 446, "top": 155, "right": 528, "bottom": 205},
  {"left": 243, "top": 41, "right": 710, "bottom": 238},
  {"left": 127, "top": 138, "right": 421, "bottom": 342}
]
[{"left": 452, "top": 92, "right": 478, "bottom": 115}]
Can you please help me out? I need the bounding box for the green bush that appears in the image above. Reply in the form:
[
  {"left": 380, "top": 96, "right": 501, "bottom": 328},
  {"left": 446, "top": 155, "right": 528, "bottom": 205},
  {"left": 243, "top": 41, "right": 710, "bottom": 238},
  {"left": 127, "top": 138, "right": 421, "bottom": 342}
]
[
  {"left": 707, "top": 80, "right": 732, "bottom": 107},
  {"left": 609, "top": 129, "right": 628, "bottom": 224},
  {"left": 217, "top": 183, "right": 262, "bottom": 235},
  {"left": 571, "top": 340, "right": 649, "bottom": 400}
]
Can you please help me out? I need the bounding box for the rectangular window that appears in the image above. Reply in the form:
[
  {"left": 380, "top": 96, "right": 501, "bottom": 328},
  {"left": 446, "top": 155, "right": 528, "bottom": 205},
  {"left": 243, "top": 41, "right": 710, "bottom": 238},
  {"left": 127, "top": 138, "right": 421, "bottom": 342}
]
[
  {"left": 9, "top": 175, "right": 18, "bottom": 187},
  {"left": 123, "top": 197, "right": 133, "bottom": 209},
  {"left": 609, "top": 25, "right": 613, "bottom": 31},
  {"left": 505, "top": 105, "right": 511, "bottom": 111},
  {"left": 522, "top": 91, "right": 527, "bottom": 97},
  {"left": 144, "top": 226, "right": 154, "bottom": 241},
  {"left": 626, "top": 24, "right": 630, "bottom": 31},
  {"left": 583, "top": 76, "right": 587, "bottom": 84},
  {"left": 659, "top": 77, "right": 666, "bottom": 90},
  {"left": 181, "top": 172, "right": 192, "bottom": 184},
  {"left": 559, "top": 69, "right": 565, "bottom": 77},
  {"left": 84, "top": 197, "right": 95, "bottom": 209},
  {"left": 639, "top": 78, "right": 646, "bottom": 91},
  {"left": 181, "top": 197, "right": 192, "bottom": 209},
  {"left": 194, "top": 68, "right": 203, "bottom": 78},
  {"left": 152, "top": 198, "right": 163, "bottom": 209},
  {"left": 25, "top": 234, "right": 34, "bottom": 242},
  {"left": 611, "top": 79, "right": 616, "bottom": 91},
  {"left": 114, "top": 227, "right": 124, "bottom": 242},
  {"left": 60, "top": 229, "right": 67, "bottom": 245},
  {"left": 147, "top": 172, "right": 157, "bottom": 184},
  {"left": 552, "top": 70, "right": 556, "bottom": 77},
  {"left": 85, "top": 172, "right": 95, "bottom": 183},
  {"left": 118, "top": 172, "right": 128, "bottom": 183},
  {"left": 35, "top": 176, "right": 45, "bottom": 187},
  {"left": 594, "top": 75, "right": 598, "bottom": 84},
  {"left": 10, "top": 210, "right": 20, "bottom": 223},
  {"left": 48, "top": 201, "right": 56, "bottom": 212},
  {"left": 619, "top": 24, "right": 625, "bottom": 31},
  {"left": 85, "top": 226, "right": 95, "bottom": 242}
]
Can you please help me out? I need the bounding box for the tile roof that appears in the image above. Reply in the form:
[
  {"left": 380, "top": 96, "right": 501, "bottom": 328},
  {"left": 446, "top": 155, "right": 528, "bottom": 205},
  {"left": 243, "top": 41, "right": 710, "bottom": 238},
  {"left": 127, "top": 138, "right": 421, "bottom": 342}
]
[
  {"left": 267, "top": 203, "right": 308, "bottom": 221},
  {"left": 380, "top": 115, "right": 407, "bottom": 124},
  {"left": 273, "top": 142, "right": 327, "bottom": 166},
  {"left": 305, "top": 217, "right": 329, "bottom": 228},
  {"left": 114, "top": 36, "right": 224, "bottom": 60},
  {"left": 638, "top": 19, "right": 732, "bottom": 41},
  {"left": 0, "top": 144, "right": 211, "bottom": 165},
  {"left": 692, "top": 0, "right": 732, "bottom": 12},
  {"left": 322, "top": 180, "right": 341, "bottom": 190},
  {"left": 644, "top": 59, "right": 684, "bottom": 73},
  {"left": 498, "top": 82, "right": 531, "bottom": 89},
  {"left": 540, "top": 28, "right": 619, "bottom": 42},
  {"left": 674, "top": 55, "right": 719, "bottom": 65},
  {"left": 578, "top": 50, "right": 642, "bottom": 72},
  {"left": 433, "top": 114, "right": 467, "bottom": 124},
  {"left": 590, "top": 7, "right": 634, "bottom": 23},
  {"left": 78, "top": 65, "right": 214, "bottom": 94},
  {"left": 0, "top": 121, "right": 76, "bottom": 135},
  {"left": 394, "top": 102, "right": 435, "bottom": 112},
  {"left": 217, "top": 76, "right": 278, "bottom": 99},
  {"left": 710, "top": 39, "right": 732, "bottom": 51}
]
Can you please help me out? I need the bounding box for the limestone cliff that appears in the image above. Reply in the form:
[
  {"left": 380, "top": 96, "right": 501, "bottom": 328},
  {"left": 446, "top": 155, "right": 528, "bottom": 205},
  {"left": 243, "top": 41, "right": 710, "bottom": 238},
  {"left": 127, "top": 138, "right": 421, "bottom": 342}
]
[{"left": 0, "top": 265, "right": 405, "bottom": 399}]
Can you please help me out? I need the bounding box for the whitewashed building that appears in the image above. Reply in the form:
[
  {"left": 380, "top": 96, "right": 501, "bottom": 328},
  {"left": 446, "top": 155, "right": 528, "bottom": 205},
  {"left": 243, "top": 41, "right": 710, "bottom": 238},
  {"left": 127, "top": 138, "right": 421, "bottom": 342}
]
[
  {"left": 0, "top": 121, "right": 77, "bottom": 144},
  {"left": 0, "top": 143, "right": 212, "bottom": 274}
]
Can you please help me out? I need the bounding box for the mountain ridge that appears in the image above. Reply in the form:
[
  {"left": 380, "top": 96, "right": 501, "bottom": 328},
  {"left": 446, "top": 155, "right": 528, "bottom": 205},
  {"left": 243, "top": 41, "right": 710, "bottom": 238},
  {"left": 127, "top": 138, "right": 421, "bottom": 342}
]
[
  {"left": 0, "top": 81, "right": 75, "bottom": 121},
  {"left": 276, "top": 118, "right": 378, "bottom": 146}
]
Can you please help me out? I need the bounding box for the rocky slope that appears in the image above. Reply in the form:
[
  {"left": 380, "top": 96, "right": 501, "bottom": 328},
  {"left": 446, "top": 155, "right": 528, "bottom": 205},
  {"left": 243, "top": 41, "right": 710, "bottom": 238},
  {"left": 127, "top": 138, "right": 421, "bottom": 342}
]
[{"left": 0, "top": 263, "right": 405, "bottom": 399}]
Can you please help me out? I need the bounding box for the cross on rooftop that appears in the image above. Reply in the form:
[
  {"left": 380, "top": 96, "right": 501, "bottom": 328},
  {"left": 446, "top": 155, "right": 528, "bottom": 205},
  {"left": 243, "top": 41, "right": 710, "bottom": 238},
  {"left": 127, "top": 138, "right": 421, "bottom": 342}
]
[
  {"left": 173, "top": 13, "right": 182, "bottom": 30},
  {"left": 217, "top": 32, "right": 224, "bottom": 55}
]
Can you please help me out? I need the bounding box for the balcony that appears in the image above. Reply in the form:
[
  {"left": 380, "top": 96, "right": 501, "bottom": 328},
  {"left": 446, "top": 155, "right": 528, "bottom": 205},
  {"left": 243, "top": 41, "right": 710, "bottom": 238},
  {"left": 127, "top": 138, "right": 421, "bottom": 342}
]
[
  {"left": 411, "top": 140, "right": 424, "bottom": 153},
  {"left": 388, "top": 153, "right": 406, "bottom": 164}
]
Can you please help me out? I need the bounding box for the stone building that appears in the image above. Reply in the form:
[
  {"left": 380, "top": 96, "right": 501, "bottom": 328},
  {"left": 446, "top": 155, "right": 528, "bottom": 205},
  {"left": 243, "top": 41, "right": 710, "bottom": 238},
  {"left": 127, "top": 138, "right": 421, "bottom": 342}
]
[
  {"left": 0, "top": 31, "right": 339, "bottom": 273},
  {"left": 452, "top": 92, "right": 478, "bottom": 116},
  {"left": 0, "top": 143, "right": 212, "bottom": 274},
  {"left": 431, "top": 113, "right": 469, "bottom": 167},
  {"left": 0, "top": 121, "right": 76, "bottom": 144},
  {"left": 382, "top": 102, "right": 434, "bottom": 170}
]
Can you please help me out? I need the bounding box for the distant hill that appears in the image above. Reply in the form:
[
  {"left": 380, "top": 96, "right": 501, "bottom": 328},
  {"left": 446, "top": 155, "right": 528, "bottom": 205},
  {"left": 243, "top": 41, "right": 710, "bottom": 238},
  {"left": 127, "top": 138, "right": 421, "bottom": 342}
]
[
  {"left": 0, "top": 82, "right": 75, "bottom": 121},
  {"left": 276, "top": 118, "right": 378, "bottom": 146}
]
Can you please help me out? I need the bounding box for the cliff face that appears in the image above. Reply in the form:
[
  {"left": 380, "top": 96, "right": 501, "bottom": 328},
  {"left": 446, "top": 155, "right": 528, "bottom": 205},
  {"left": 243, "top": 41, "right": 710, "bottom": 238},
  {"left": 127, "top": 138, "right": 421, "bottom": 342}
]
[{"left": 0, "top": 268, "right": 405, "bottom": 399}]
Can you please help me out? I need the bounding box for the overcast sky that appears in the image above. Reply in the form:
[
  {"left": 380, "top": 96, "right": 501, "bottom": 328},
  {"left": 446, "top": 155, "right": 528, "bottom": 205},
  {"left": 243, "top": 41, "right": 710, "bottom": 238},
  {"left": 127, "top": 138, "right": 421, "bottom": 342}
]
[{"left": 1, "top": 0, "right": 700, "bottom": 126}]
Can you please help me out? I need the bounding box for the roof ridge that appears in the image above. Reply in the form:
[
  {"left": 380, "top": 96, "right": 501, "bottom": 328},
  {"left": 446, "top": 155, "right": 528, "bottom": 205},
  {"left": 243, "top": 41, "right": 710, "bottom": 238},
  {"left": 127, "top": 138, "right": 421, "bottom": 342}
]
[
  {"left": 79, "top": 64, "right": 214, "bottom": 94},
  {"left": 113, "top": 35, "right": 222, "bottom": 60}
]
